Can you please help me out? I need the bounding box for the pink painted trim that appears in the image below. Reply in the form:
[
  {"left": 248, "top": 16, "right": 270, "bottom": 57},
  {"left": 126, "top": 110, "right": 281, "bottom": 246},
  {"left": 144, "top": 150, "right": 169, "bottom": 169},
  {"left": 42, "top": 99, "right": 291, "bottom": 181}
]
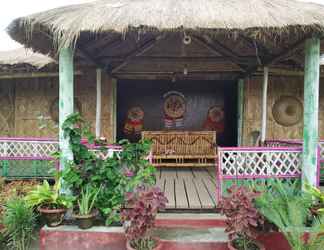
[
  {"left": 0, "top": 157, "right": 54, "bottom": 161},
  {"left": 218, "top": 146, "right": 302, "bottom": 152},
  {"left": 317, "top": 146, "right": 321, "bottom": 187},
  {"left": 216, "top": 151, "right": 222, "bottom": 203},
  {"left": 222, "top": 174, "right": 301, "bottom": 180},
  {"left": 0, "top": 137, "right": 57, "bottom": 142}
]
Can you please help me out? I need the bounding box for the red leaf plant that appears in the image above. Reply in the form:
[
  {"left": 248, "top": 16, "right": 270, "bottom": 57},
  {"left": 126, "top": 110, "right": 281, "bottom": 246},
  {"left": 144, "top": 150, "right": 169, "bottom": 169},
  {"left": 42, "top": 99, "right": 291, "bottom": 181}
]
[
  {"left": 121, "top": 186, "right": 168, "bottom": 250},
  {"left": 218, "top": 185, "right": 264, "bottom": 250}
]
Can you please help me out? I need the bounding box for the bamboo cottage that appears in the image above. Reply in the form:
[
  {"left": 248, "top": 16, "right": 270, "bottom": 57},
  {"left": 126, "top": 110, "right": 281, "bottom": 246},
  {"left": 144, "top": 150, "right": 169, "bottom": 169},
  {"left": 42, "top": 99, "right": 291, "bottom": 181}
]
[{"left": 2, "top": 0, "right": 324, "bottom": 209}]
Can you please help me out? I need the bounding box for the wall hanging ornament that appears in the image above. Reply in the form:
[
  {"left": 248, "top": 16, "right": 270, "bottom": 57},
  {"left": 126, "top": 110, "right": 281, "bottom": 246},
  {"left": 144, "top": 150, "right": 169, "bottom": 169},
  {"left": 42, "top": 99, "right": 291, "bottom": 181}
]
[
  {"left": 272, "top": 96, "right": 303, "bottom": 127},
  {"left": 203, "top": 105, "right": 225, "bottom": 133},
  {"left": 50, "top": 97, "right": 82, "bottom": 123},
  {"left": 163, "top": 91, "right": 186, "bottom": 129},
  {"left": 123, "top": 106, "right": 144, "bottom": 135}
]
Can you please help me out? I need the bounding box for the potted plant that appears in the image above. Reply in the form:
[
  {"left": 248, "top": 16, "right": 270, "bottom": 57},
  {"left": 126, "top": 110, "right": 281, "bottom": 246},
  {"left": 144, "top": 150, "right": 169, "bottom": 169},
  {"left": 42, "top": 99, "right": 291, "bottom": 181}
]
[
  {"left": 218, "top": 185, "right": 265, "bottom": 250},
  {"left": 25, "top": 177, "right": 74, "bottom": 227},
  {"left": 73, "top": 185, "right": 101, "bottom": 229},
  {"left": 255, "top": 180, "right": 324, "bottom": 250},
  {"left": 121, "top": 186, "right": 168, "bottom": 250}
]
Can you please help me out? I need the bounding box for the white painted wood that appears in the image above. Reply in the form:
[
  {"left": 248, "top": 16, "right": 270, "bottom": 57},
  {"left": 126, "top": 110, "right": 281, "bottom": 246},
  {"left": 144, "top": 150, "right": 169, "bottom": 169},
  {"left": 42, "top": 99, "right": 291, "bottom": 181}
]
[
  {"left": 96, "top": 68, "right": 102, "bottom": 138},
  {"left": 261, "top": 67, "right": 269, "bottom": 143}
]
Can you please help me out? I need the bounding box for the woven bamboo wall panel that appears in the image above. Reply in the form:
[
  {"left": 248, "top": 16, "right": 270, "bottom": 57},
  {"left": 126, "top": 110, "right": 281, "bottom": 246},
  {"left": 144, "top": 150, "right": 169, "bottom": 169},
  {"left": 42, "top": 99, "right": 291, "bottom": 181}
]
[
  {"left": 243, "top": 76, "right": 324, "bottom": 146},
  {"left": 0, "top": 80, "right": 15, "bottom": 136},
  {"left": 0, "top": 69, "right": 114, "bottom": 141}
]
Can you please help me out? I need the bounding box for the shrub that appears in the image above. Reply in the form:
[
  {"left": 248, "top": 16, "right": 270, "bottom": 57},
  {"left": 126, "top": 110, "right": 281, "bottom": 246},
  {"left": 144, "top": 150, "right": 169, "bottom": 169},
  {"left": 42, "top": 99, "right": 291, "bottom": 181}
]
[
  {"left": 121, "top": 186, "right": 168, "bottom": 250},
  {"left": 2, "top": 197, "right": 36, "bottom": 250},
  {"left": 218, "top": 185, "right": 264, "bottom": 250}
]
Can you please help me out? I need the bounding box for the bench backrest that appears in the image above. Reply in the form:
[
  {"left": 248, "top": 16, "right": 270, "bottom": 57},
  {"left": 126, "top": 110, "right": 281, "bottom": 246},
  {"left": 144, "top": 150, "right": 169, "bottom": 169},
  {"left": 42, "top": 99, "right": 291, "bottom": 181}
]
[{"left": 142, "top": 131, "right": 216, "bottom": 156}]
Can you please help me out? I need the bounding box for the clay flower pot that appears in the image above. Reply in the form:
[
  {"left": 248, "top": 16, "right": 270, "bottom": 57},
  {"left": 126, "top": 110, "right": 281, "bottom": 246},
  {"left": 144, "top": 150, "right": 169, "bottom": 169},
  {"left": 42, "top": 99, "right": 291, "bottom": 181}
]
[
  {"left": 227, "top": 240, "right": 265, "bottom": 250},
  {"left": 38, "top": 206, "right": 67, "bottom": 227},
  {"left": 126, "top": 237, "right": 162, "bottom": 250},
  {"left": 73, "top": 210, "right": 98, "bottom": 229}
]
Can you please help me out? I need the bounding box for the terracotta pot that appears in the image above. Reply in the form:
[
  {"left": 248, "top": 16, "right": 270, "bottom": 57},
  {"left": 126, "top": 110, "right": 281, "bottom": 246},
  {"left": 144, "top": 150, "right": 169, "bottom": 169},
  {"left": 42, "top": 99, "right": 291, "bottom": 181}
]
[
  {"left": 126, "top": 237, "right": 162, "bottom": 250},
  {"left": 227, "top": 240, "right": 265, "bottom": 250},
  {"left": 38, "top": 206, "right": 67, "bottom": 227},
  {"left": 73, "top": 210, "right": 98, "bottom": 229}
]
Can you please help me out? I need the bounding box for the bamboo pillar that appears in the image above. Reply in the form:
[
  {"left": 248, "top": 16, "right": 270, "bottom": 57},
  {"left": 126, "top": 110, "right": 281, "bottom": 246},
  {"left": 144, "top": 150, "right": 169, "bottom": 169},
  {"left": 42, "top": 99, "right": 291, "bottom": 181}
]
[
  {"left": 111, "top": 78, "right": 117, "bottom": 142},
  {"left": 95, "top": 69, "right": 102, "bottom": 138},
  {"left": 303, "top": 37, "right": 320, "bottom": 187},
  {"left": 59, "top": 48, "right": 74, "bottom": 170},
  {"left": 261, "top": 67, "right": 269, "bottom": 143},
  {"left": 237, "top": 78, "right": 244, "bottom": 146}
]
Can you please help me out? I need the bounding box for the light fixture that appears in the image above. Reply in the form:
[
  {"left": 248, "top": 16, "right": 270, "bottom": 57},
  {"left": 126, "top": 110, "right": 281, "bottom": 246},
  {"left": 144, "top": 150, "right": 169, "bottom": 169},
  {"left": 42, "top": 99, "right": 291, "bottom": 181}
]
[
  {"left": 183, "top": 31, "right": 191, "bottom": 45},
  {"left": 183, "top": 65, "right": 188, "bottom": 75}
]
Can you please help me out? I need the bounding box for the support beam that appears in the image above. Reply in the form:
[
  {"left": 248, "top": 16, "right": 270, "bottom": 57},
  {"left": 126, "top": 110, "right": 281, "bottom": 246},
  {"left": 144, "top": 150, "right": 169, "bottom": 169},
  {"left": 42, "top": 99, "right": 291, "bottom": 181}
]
[
  {"left": 111, "top": 78, "right": 117, "bottom": 142},
  {"left": 111, "top": 36, "right": 164, "bottom": 74},
  {"left": 261, "top": 67, "right": 269, "bottom": 143},
  {"left": 302, "top": 37, "right": 320, "bottom": 187},
  {"left": 95, "top": 68, "right": 102, "bottom": 138},
  {"left": 59, "top": 48, "right": 74, "bottom": 170},
  {"left": 237, "top": 79, "right": 244, "bottom": 146}
]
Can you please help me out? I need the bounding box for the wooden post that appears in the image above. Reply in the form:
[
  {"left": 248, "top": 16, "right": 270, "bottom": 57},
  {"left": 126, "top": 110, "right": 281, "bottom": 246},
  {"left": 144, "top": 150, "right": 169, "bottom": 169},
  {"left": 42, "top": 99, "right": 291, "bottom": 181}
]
[
  {"left": 261, "top": 67, "right": 269, "bottom": 143},
  {"left": 96, "top": 69, "right": 102, "bottom": 138},
  {"left": 237, "top": 78, "right": 244, "bottom": 146},
  {"left": 111, "top": 78, "right": 117, "bottom": 142},
  {"left": 303, "top": 37, "right": 320, "bottom": 187},
  {"left": 59, "top": 48, "right": 74, "bottom": 170}
]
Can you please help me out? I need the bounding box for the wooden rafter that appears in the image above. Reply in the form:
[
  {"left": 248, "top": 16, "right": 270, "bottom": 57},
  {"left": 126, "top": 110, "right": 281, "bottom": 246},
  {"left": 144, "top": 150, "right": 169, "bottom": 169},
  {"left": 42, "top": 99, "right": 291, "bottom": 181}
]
[
  {"left": 241, "top": 35, "right": 311, "bottom": 78},
  {"left": 111, "top": 35, "right": 165, "bottom": 74},
  {"left": 191, "top": 35, "right": 248, "bottom": 71}
]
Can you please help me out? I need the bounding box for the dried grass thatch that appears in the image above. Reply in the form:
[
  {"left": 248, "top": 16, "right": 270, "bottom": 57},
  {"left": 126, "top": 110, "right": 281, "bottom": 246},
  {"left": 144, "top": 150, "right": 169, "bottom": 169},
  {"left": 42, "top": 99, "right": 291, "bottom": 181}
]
[
  {"left": 0, "top": 48, "right": 55, "bottom": 69},
  {"left": 6, "top": 0, "right": 324, "bottom": 54}
]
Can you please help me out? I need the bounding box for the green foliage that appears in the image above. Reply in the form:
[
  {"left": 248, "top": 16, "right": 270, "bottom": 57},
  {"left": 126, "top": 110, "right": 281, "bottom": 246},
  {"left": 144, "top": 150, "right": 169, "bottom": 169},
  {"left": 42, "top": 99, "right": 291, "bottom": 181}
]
[
  {"left": 304, "top": 183, "right": 324, "bottom": 214},
  {"left": 61, "top": 113, "right": 156, "bottom": 225},
  {"left": 2, "top": 197, "right": 36, "bottom": 250},
  {"left": 25, "top": 178, "right": 74, "bottom": 209},
  {"left": 255, "top": 180, "right": 324, "bottom": 250},
  {"left": 77, "top": 185, "right": 101, "bottom": 215}
]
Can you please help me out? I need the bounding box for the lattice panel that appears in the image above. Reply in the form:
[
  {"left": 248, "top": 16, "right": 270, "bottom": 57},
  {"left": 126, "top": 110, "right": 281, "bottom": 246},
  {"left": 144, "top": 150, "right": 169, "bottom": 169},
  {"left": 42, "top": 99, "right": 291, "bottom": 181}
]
[
  {"left": 219, "top": 150, "right": 302, "bottom": 177},
  {"left": 0, "top": 140, "right": 58, "bottom": 158}
]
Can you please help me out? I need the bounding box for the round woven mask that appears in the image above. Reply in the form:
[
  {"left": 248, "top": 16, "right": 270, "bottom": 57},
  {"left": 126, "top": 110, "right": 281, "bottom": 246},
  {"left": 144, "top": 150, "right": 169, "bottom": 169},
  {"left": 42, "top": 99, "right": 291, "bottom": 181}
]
[
  {"left": 163, "top": 94, "right": 186, "bottom": 119},
  {"left": 272, "top": 96, "right": 303, "bottom": 127}
]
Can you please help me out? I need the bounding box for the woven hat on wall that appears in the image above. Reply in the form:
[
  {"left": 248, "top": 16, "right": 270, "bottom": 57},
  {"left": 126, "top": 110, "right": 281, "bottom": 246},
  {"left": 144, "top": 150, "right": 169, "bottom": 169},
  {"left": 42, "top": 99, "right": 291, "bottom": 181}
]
[{"left": 272, "top": 96, "right": 303, "bottom": 127}]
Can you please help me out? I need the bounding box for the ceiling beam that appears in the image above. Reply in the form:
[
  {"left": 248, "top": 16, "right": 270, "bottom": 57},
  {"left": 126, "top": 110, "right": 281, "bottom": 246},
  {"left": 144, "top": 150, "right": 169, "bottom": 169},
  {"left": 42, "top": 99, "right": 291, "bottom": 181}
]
[
  {"left": 110, "top": 35, "right": 165, "bottom": 73},
  {"left": 241, "top": 35, "right": 311, "bottom": 78},
  {"left": 191, "top": 35, "right": 248, "bottom": 71}
]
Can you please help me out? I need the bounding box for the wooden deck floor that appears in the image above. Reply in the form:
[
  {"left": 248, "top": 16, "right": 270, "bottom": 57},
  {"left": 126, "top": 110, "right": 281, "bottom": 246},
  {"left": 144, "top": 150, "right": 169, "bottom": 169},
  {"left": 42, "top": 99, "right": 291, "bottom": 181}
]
[{"left": 155, "top": 167, "right": 217, "bottom": 210}]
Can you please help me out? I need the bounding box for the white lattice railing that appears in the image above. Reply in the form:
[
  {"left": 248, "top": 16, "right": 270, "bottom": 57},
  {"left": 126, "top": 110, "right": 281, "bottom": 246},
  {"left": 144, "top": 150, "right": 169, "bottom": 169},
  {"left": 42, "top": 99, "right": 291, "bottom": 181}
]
[{"left": 216, "top": 147, "right": 304, "bottom": 201}]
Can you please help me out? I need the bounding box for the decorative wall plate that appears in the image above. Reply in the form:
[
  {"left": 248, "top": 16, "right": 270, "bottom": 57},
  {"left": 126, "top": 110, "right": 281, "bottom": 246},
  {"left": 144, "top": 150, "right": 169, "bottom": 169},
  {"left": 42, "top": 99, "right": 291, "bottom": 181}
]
[
  {"left": 163, "top": 93, "right": 186, "bottom": 119},
  {"left": 50, "top": 97, "right": 82, "bottom": 123},
  {"left": 272, "top": 96, "right": 303, "bottom": 127}
]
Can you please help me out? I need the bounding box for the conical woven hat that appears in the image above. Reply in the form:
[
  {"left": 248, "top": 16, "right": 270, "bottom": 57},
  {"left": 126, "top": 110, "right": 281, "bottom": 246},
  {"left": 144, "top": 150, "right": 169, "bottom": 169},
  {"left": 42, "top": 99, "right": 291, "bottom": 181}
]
[{"left": 272, "top": 96, "right": 303, "bottom": 127}]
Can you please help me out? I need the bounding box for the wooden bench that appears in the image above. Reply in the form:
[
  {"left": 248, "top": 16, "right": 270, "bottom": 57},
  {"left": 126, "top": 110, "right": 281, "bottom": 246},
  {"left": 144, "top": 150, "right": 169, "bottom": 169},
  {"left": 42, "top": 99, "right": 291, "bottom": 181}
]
[{"left": 142, "top": 131, "right": 217, "bottom": 167}]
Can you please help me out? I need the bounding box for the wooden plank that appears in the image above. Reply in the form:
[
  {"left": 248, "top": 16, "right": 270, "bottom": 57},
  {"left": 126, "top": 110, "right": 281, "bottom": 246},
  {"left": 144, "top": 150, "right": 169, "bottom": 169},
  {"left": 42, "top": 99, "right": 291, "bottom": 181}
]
[
  {"left": 184, "top": 179, "right": 201, "bottom": 209},
  {"left": 164, "top": 179, "right": 175, "bottom": 209},
  {"left": 192, "top": 168, "right": 212, "bottom": 180},
  {"left": 193, "top": 179, "right": 215, "bottom": 208},
  {"left": 177, "top": 167, "right": 195, "bottom": 180},
  {"left": 202, "top": 178, "right": 217, "bottom": 205},
  {"left": 175, "top": 179, "right": 189, "bottom": 209},
  {"left": 156, "top": 178, "right": 165, "bottom": 193},
  {"left": 206, "top": 167, "right": 216, "bottom": 179}
]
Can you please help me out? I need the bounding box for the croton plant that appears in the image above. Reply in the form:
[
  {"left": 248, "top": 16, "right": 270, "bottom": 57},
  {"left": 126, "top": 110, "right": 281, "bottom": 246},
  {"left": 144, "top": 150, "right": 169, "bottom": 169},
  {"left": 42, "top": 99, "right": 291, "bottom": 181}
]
[{"left": 121, "top": 186, "right": 168, "bottom": 250}]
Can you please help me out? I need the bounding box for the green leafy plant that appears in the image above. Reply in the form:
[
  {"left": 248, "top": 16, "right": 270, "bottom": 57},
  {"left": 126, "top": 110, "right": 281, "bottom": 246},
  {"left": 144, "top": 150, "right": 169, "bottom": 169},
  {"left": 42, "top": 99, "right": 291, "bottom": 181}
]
[
  {"left": 77, "top": 185, "right": 101, "bottom": 215},
  {"left": 61, "top": 113, "right": 156, "bottom": 225},
  {"left": 25, "top": 177, "right": 74, "bottom": 209},
  {"left": 304, "top": 183, "right": 324, "bottom": 215},
  {"left": 218, "top": 185, "right": 264, "bottom": 250},
  {"left": 255, "top": 180, "right": 324, "bottom": 250},
  {"left": 2, "top": 197, "right": 36, "bottom": 250}
]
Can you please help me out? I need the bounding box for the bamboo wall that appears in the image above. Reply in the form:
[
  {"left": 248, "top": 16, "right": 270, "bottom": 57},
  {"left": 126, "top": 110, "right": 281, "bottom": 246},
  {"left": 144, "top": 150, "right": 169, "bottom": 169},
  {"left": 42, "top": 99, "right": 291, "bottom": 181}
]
[
  {"left": 0, "top": 69, "right": 115, "bottom": 141},
  {"left": 242, "top": 75, "right": 324, "bottom": 145}
]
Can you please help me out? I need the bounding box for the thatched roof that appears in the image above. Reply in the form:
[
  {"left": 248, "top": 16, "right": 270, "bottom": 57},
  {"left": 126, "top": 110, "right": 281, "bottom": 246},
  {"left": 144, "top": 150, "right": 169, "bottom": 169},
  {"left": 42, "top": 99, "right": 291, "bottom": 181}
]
[
  {"left": 0, "top": 48, "right": 55, "bottom": 70},
  {"left": 7, "top": 0, "right": 324, "bottom": 51},
  {"left": 6, "top": 0, "right": 324, "bottom": 80}
]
